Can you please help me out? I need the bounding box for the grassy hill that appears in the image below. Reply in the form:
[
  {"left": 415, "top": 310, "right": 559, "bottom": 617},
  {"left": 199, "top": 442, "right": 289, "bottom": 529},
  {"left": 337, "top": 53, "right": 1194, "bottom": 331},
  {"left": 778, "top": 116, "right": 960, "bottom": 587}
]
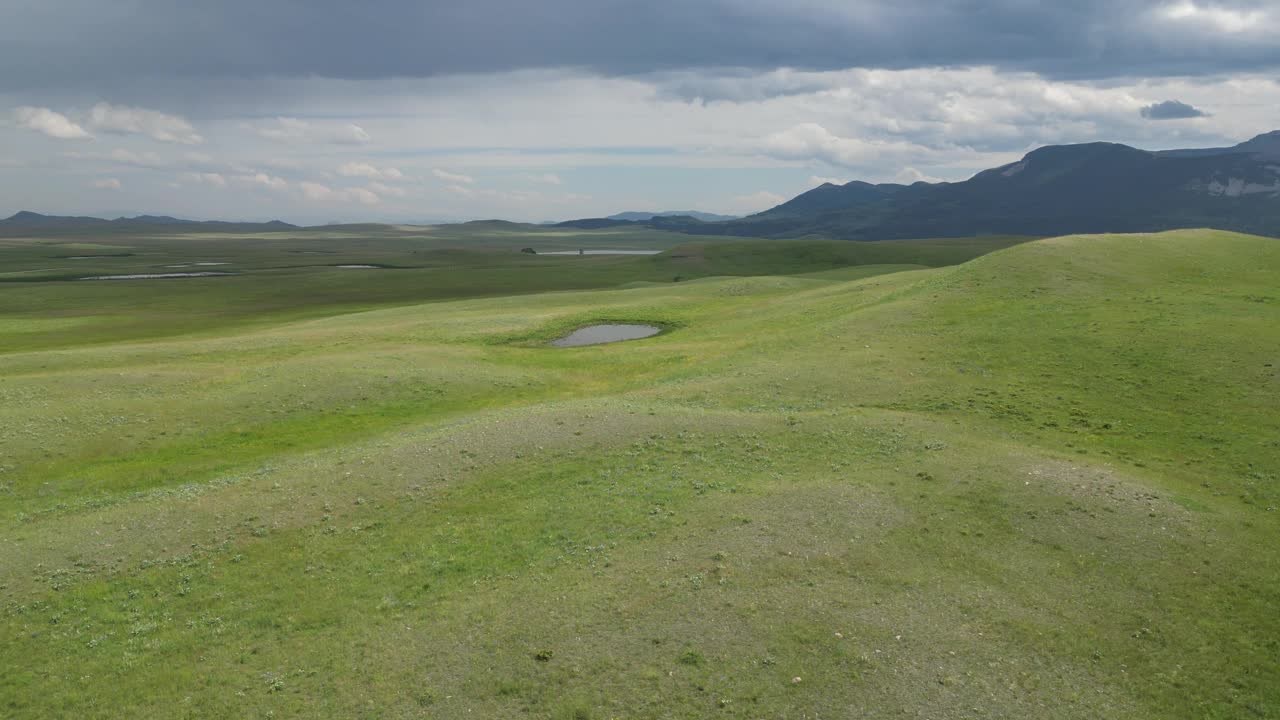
[{"left": 0, "top": 230, "right": 1276, "bottom": 718}]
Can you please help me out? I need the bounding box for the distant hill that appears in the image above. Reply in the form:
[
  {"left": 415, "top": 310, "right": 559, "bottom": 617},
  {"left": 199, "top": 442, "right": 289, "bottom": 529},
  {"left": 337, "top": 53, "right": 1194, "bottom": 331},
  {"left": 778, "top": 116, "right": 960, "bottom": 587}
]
[
  {"left": 458, "top": 219, "right": 540, "bottom": 230},
  {"left": 751, "top": 181, "right": 912, "bottom": 219},
  {"left": 2, "top": 210, "right": 111, "bottom": 228},
  {"left": 653, "top": 132, "right": 1280, "bottom": 240},
  {"left": 124, "top": 215, "right": 199, "bottom": 225},
  {"left": 554, "top": 218, "right": 636, "bottom": 230},
  {"left": 0, "top": 211, "right": 297, "bottom": 235},
  {"left": 607, "top": 210, "right": 738, "bottom": 222},
  {"left": 555, "top": 212, "right": 737, "bottom": 230},
  {"left": 1156, "top": 130, "right": 1280, "bottom": 159}
]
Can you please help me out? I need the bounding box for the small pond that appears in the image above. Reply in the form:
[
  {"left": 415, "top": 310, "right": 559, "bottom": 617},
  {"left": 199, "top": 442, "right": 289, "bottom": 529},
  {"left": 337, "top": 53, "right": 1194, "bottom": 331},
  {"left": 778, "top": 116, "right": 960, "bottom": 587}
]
[{"left": 551, "top": 324, "right": 662, "bottom": 347}]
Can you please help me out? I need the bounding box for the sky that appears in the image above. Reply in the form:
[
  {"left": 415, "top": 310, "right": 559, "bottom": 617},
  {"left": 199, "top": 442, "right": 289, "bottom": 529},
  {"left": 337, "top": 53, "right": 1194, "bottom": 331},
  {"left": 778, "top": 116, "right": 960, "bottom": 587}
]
[{"left": 1, "top": 0, "right": 1278, "bottom": 224}]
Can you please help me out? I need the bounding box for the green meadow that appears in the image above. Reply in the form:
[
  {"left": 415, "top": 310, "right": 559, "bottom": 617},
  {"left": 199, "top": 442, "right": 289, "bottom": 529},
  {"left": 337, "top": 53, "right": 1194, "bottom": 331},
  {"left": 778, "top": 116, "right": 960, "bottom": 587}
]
[
  {"left": 0, "top": 226, "right": 1277, "bottom": 719},
  {"left": 0, "top": 225, "right": 1027, "bottom": 352}
]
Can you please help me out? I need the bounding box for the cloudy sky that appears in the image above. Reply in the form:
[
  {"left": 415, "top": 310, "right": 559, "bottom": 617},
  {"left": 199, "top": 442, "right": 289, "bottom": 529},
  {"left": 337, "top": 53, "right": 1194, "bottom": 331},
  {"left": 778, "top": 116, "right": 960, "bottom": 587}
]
[{"left": 2, "top": 0, "right": 1278, "bottom": 224}]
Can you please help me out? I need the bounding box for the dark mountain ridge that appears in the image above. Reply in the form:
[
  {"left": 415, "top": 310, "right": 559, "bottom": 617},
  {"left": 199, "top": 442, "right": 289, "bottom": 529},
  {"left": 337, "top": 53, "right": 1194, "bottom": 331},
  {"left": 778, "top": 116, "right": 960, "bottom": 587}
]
[
  {"left": 1157, "top": 130, "right": 1280, "bottom": 159},
  {"left": 0, "top": 212, "right": 298, "bottom": 235},
  {"left": 607, "top": 210, "right": 738, "bottom": 222},
  {"left": 647, "top": 132, "right": 1280, "bottom": 240}
]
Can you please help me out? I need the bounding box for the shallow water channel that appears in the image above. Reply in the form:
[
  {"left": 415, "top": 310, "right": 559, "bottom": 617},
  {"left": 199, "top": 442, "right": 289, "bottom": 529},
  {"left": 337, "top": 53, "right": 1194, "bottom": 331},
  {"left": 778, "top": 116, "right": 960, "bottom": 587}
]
[
  {"left": 80, "top": 272, "right": 235, "bottom": 280},
  {"left": 551, "top": 324, "right": 661, "bottom": 347},
  {"left": 540, "top": 250, "right": 661, "bottom": 255}
]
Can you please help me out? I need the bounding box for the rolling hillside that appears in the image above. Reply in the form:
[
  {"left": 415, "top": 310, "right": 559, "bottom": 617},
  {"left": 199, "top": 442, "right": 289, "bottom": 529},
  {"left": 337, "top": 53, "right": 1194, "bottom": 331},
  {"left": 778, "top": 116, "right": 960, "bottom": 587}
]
[{"left": 1, "top": 229, "right": 1276, "bottom": 718}]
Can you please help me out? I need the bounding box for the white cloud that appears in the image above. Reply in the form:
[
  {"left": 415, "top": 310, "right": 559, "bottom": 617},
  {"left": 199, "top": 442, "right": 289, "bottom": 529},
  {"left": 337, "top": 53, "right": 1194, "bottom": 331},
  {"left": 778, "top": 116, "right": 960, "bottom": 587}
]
[
  {"left": 110, "top": 148, "right": 167, "bottom": 167},
  {"left": 251, "top": 117, "right": 371, "bottom": 145},
  {"left": 7, "top": 66, "right": 1280, "bottom": 224},
  {"left": 13, "top": 106, "right": 92, "bottom": 139},
  {"left": 338, "top": 162, "right": 404, "bottom": 180},
  {"left": 300, "top": 181, "right": 333, "bottom": 201},
  {"left": 91, "top": 178, "right": 122, "bottom": 190},
  {"left": 439, "top": 183, "right": 586, "bottom": 208},
  {"left": 253, "top": 118, "right": 309, "bottom": 142},
  {"left": 891, "top": 167, "right": 944, "bottom": 184},
  {"left": 63, "top": 148, "right": 169, "bottom": 167},
  {"left": 756, "top": 123, "right": 931, "bottom": 169},
  {"left": 299, "top": 181, "right": 379, "bottom": 205},
  {"left": 656, "top": 68, "right": 842, "bottom": 104},
  {"left": 334, "top": 125, "right": 372, "bottom": 145},
  {"left": 433, "top": 168, "right": 475, "bottom": 184},
  {"left": 722, "top": 190, "right": 786, "bottom": 215},
  {"left": 182, "top": 172, "right": 228, "bottom": 187},
  {"left": 339, "top": 162, "right": 377, "bottom": 178},
  {"left": 89, "top": 103, "right": 203, "bottom": 144},
  {"left": 346, "top": 187, "right": 380, "bottom": 205},
  {"left": 368, "top": 181, "right": 407, "bottom": 197},
  {"left": 522, "top": 172, "right": 563, "bottom": 185},
  {"left": 1158, "top": 1, "right": 1271, "bottom": 33},
  {"left": 808, "top": 175, "right": 850, "bottom": 187},
  {"left": 258, "top": 157, "right": 304, "bottom": 171},
  {"left": 235, "top": 172, "right": 288, "bottom": 190}
]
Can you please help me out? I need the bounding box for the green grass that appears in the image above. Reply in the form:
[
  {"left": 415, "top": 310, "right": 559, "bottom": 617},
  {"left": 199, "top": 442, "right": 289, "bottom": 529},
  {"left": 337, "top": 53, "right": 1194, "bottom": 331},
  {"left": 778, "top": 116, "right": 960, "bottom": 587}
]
[
  {"left": 0, "top": 228, "right": 1276, "bottom": 719},
  {"left": 0, "top": 227, "right": 1028, "bottom": 352}
]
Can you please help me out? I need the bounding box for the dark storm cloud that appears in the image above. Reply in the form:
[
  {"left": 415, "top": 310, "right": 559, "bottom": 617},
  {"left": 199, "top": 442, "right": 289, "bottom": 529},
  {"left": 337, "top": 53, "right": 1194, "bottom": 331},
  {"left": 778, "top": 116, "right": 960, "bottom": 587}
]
[
  {"left": 1140, "top": 99, "right": 1209, "bottom": 119},
  {"left": 0, "top": 0, "right": 1277, "bottom": 92}
]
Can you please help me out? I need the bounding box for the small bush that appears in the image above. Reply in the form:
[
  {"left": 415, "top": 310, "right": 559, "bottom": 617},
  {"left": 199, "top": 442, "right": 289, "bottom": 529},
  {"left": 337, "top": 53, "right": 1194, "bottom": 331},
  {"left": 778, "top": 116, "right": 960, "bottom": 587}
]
[{"left": 678, "top": 649, "right": 704, "bottom": 666}]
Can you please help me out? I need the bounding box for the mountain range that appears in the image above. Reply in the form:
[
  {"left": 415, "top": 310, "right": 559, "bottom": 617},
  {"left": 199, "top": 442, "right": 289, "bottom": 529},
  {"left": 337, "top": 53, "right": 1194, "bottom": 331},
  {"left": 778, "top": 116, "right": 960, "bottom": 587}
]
[
  {"left": 6, "top": 132, "right": 1280, "bottom": 241},
  {"left": 648, "top": 131, "right": 1280, "bottom": 239},
  {"left": 606, "top": 210, "right": 739, "bottom": 222},
  {"left": 0, "top": 211, "right": 296, "bottom": 235}
]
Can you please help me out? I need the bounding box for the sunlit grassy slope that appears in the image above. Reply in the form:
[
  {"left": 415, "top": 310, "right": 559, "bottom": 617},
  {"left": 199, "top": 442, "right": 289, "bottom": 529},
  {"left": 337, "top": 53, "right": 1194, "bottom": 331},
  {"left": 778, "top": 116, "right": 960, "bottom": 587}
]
[{"left": 1, "top": 229, "right": 1277, "bottom": 719}]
